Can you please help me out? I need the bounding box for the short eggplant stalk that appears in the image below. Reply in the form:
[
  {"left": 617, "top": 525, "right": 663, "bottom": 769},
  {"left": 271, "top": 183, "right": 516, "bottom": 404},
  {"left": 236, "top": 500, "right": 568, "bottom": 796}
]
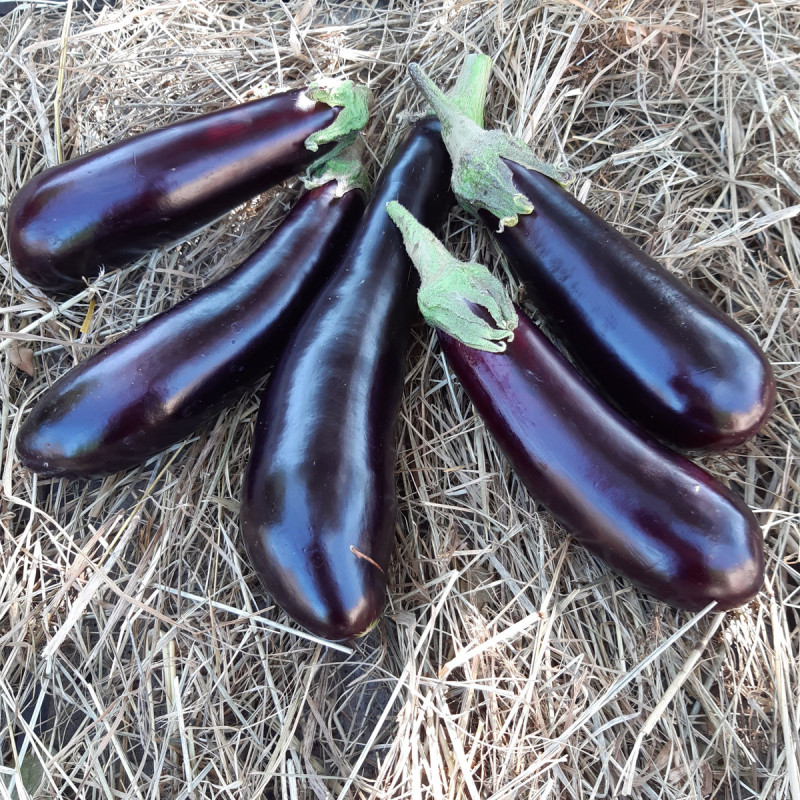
[
  {"left": 409, "top": 59, "right": 775, "bottom": 453},
  {"left": 388, "top": 204, "right": 764, "bottom": 611},
  {"left": 16, "top": 147, "right": 368, "bottom": 478},
  {"left": 9, "top": 80, "right": 370, "bottom": 293},
  {"left": 385, "top": 200, "right": 516, "bottom": 352}
]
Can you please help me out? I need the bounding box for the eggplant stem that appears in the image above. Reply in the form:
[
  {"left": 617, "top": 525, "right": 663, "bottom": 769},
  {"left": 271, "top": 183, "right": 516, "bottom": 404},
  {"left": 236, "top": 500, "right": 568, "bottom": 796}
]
[
  {"left": 303, "top": 138, "right": 370, "bottom": 196},
  {"left": 408, "top": 60, "right": 573, "bottom": 228},
  {"left": 303, "top": 80, "right": 372, "bottom": 152},
  {"left": 446, "top": 53, "right": 493, "bottom": 128},
  {"left": 386, "top": 201, "right": 517, "bottom": 353}
]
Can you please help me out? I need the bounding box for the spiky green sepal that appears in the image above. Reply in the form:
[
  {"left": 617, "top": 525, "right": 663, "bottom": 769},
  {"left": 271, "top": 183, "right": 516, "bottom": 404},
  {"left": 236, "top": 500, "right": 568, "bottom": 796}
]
[
  {"left": 408, "top": 62, "right": 573, "bottom": 230},
  {"left": 304, "top": 80, "right": 372, "bottom": 152},
  {"left": 302, "top": 139, "right": 370, "bottom": 197},
  {"left": 386, "top": 201, "right": 517, "bottom": 353},
  {"left": 418, "top": 259, "right": 517, "bottom": 353}
]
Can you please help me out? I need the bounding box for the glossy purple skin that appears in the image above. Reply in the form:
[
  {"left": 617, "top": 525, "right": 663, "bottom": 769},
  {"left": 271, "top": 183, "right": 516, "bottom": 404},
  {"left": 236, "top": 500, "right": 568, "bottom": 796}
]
[
  {"left": 16, "top": 181, "right": 365, "bottom": 477},
  {"left": 240, "top": 118, "right": 452, "bottom": 640},
  {"left": 439, "top": 307, "right": 764, "bottom": 610},
  {"left": 483, "top": 162, "right": 776, "bottom": 452},
  {"left": 9, "top": 89, "right": 340, "bottom": 293}
]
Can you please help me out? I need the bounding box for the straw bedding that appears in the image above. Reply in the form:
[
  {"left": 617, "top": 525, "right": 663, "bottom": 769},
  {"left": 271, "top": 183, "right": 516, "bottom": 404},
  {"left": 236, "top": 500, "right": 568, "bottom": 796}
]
[{"left": 1, "top": 1, "right": 798, "bottom": 798}]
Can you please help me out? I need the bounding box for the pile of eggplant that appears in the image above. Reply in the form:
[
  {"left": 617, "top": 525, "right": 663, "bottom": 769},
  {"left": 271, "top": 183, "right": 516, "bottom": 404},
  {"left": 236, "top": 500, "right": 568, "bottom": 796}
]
[{"left": 10, "top": 55, "right": 775, "bottom": 641}]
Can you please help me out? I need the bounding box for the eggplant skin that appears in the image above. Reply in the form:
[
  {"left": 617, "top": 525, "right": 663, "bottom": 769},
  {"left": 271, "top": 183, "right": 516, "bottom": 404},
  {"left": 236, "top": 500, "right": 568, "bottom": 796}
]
[
  {"left": 8, "top": 89, "right": 339, "bottom": 293},
  {"left": 16, "top": 181, "right": 366, "bottom": 478},
  {"left": 240, "top": 118, "right": 452, "bottom": 641},
  {"left": 487, "top": 162, "right": 776, "bottom": 452},
  {"left": 439, "top": 307, "right": 764, "bottom": 611}
]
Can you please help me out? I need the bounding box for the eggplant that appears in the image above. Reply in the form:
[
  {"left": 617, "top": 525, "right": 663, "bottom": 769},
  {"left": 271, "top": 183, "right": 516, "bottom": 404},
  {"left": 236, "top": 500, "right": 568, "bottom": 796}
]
[
  {"left": 409, "top": 59, "right": 775, "bottom": 453},
  {"left": 439, "top": 312, "right": 765, "bottom": 609},
  {"left": 387, "top": 201, "right": 764, "bottom": 611},
  {"left": 16, "top": 150, "right": 368, "bottom": 478},
  {"left": 8, "top": 81, "right": 370, "bottom": 293},
  {"left": 239, "top": 116, "right": 454, "bottom": 641}
]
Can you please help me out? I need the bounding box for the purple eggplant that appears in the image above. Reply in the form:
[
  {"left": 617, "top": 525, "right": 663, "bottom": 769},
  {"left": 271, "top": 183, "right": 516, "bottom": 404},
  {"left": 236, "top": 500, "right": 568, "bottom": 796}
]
[
  {"left": 8, "top": 81, "right": 370, "bottom": 293},
  {"left": 237, "top": 58, "right": 497, "bottom": 641},
  {"left": 387, "top": 200, "right": 764, "bottom": 611},
  {"left": 16, "top": 151, "right": 368, "bottom": 478},
  {"left": 439, "top": 312, "right": 765, "bottom": 609},
  {"left": 409, "top": 59, "right": 775, "bottom": 453},
  {"left": 239, "top": 116, "right": 454, "bottom": 641}
]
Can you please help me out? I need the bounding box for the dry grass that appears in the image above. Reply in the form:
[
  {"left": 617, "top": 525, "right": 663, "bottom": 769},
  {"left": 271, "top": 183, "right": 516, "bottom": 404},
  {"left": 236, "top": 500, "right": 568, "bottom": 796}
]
[{"left": 1, "top": 1, "right": 799, "bottom": 798}]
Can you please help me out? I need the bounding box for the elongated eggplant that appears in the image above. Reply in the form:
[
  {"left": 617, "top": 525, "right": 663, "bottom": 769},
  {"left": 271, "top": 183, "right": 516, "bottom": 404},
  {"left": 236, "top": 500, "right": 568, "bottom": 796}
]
[
  {"left": 387, "top": 201, "right": 764, "bottom": 611},
  {"left": 9, "top": 81, "right": 370, "bottom": 293},
  {"left": 409, "top": 59, "right": 775, "bottom": 453},
  {"left": 239, "top": 112, "right": 458, "bottom": 640},
  {"left": 16, "top": 150, "right": 368, "bottom": 478}
]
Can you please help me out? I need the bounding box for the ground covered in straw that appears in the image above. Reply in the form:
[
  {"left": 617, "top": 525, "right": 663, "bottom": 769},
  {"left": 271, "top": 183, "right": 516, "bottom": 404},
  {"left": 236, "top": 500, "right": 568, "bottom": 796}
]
[{"left": 1, "top": 1, "right": 799, "bottom": 798}]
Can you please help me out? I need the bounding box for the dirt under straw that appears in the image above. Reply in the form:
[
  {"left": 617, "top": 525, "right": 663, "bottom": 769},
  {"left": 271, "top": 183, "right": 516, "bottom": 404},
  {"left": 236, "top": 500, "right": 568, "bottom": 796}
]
[{"left": 1, "top": 1, "right": 799, "bottom": 798}]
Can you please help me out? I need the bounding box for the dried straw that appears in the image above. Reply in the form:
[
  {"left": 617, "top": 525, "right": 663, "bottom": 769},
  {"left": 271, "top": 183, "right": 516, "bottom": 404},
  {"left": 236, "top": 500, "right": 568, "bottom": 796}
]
[{"left": 1, "top": 1, "right": 798, "bottom": 798}]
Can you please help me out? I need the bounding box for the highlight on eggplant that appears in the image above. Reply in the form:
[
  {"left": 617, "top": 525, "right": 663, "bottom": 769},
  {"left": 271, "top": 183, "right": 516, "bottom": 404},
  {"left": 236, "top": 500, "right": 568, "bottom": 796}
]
[
  {"left": 15, "top": 146, "right": 368, "bottom": 479},
  {"left": 8, "top": 79, "right": 371, "bottom": 294},
  {"left": 387, "top": 201, "right": 765, "bottom": 612},
  {"left": 408, "top": 57, "right": 775, "bottom": 453},
  {"left": 237, "top": 56, "right": 495, "bottom": 641}
]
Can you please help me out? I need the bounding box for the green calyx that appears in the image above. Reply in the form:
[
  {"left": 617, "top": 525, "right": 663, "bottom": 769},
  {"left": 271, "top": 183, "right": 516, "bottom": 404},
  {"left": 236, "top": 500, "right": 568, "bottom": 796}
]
[
  {"left": 386, "top": 201, "right": 517, "bottom": 353},
  {"left": 408, "top": 61, "right": 573, "bottom": 229},
  {"left": 443, "top": 53, "right": 493, "bottom": 129},
  {"left": 304, "top": 80, "right": 372, "bottom": 152},
  {"left": 302, "top": 139, "right": 370, "bottom": 196}
]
